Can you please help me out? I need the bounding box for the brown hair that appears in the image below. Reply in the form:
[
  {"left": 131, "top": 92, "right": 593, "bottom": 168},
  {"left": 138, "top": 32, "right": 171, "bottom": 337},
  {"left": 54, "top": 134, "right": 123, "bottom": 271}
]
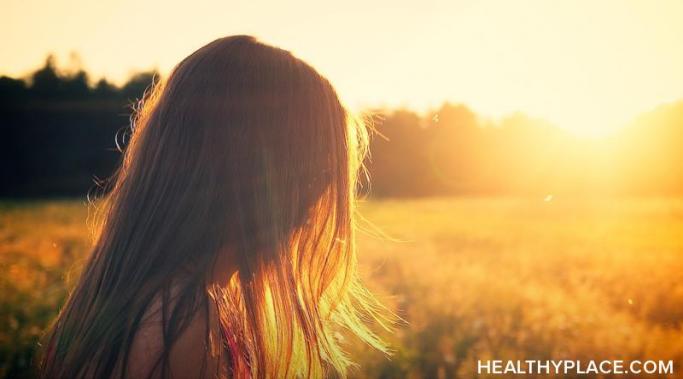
[{"left": 41, "top": 35, "right": 389, "bottom": 378}]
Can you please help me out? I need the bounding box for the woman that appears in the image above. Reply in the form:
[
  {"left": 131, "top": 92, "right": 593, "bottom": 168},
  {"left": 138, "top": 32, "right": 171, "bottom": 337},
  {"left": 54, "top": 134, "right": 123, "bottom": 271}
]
[{"left": 41, "top": 35, "right": 389, "bottom": 379}]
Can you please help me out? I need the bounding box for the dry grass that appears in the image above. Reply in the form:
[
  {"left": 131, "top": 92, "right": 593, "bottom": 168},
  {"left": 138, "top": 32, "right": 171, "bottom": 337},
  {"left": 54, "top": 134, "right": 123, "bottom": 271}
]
[
  {"left": 1, "top": 197, "right": 682, "bottom": 378},
  {"left": 353, "top": 197, "right": 683, "bottom": 378}
]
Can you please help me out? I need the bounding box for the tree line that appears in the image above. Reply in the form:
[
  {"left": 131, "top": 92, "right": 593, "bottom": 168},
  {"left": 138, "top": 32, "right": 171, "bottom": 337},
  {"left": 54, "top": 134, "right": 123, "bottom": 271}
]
[
  {"left": 365, "top": 102, "right": 683, "bottom": 196},
  {"left": 1, "top": 57, "right": 682, "bottom": 197}
]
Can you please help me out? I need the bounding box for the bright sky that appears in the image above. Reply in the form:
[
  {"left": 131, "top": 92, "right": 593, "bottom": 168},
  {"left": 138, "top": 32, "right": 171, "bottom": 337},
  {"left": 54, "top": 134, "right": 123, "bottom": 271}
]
[{"left": 2, "top": 0, "right": 683, "bottom": 137}]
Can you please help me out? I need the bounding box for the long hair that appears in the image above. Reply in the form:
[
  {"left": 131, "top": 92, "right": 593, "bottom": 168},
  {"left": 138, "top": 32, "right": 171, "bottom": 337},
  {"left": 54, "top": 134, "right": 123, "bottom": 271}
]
[{"left": 41, "top": 35, "right": 389, "bottom": 378}]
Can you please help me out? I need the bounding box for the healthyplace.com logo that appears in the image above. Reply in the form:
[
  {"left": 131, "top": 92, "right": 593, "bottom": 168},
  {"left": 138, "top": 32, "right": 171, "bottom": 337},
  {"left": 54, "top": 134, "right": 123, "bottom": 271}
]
[{"left": 478, "top": 360, "right": 674, "bottom": 375}]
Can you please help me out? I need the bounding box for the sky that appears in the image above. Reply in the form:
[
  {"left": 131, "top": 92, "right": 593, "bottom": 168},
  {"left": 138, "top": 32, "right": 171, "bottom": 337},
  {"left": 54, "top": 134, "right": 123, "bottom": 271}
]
[{"left": 2, "top": 0, "right": 683, "bottom": 137}]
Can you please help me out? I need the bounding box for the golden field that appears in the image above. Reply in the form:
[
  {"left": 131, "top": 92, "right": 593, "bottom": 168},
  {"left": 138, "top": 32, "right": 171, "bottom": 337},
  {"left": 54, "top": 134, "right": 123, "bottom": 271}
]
[{"left": 1, "top": 198, "right": 682, "bottom": 378}]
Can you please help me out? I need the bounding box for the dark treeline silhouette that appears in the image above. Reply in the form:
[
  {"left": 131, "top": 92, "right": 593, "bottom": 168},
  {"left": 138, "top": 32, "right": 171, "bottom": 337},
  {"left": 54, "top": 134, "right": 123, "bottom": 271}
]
[
  {"left": 2, "top": 56, "right": 682, "bottom": 197},
  {"left": 1, "top": 56, "right": 157, "bottom": 197}
]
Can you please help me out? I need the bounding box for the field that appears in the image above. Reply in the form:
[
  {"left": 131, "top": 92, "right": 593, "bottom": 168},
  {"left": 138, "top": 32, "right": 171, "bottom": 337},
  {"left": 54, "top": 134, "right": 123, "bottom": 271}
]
[{"left": 1, "top": 198, "right": 682, "bottom": 378}]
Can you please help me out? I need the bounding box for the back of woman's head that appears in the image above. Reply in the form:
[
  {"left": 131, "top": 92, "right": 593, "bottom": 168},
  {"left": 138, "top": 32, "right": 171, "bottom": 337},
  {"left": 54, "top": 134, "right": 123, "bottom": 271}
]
[{"left": 41, "top": 35, "right": 389, "bottom": 379}]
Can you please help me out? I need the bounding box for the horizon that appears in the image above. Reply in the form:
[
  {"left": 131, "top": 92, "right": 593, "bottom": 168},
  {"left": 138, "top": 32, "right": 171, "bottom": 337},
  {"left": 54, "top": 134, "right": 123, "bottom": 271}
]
[
  {"left": 3, "top": 55, "right": 681, "bottom": 142},
  {"left": 3, "top": 0, "right": 683, "bottom": 138},
  {"left": 5, "top": 52, "right": 683, "bottom": 142}
]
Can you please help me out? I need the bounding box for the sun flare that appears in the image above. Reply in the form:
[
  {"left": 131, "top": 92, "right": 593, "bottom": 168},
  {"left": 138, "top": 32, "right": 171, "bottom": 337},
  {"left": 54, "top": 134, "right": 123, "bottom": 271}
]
[{"left": 3, "top": 0, "right": 683, "bottom": 137}]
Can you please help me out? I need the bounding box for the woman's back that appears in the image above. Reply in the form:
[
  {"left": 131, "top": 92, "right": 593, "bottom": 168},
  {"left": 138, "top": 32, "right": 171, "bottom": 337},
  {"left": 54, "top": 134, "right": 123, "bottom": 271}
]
[{"left": 124, "top": 288, "right": 229, "bottom": 378}]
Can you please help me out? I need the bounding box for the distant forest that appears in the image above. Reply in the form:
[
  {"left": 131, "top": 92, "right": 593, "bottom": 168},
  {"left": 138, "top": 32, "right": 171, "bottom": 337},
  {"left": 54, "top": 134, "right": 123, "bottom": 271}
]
[{"left": 2, "top": 56, "right": 682, "bottom": 197}]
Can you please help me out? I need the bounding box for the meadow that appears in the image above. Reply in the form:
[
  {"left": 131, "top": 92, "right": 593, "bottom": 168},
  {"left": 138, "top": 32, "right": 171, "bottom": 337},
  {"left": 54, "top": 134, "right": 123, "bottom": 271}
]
[{"left": 1, "top": 197, "right": 682, "bottom": 378}]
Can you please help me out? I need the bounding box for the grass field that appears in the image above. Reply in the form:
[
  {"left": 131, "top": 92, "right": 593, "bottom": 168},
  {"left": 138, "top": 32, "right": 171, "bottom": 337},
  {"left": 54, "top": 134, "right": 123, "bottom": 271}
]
[{"left": 1, "top": 197, "right": 682, "bottom": 378}]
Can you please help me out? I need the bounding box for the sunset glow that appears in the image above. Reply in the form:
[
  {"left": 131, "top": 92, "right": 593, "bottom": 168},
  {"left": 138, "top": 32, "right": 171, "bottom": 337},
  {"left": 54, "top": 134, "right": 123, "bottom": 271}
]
[
  {"left": 3, "top": 0, "right": 683, "bottom": 137},
  {"left": 3, "top": 2, "right": 683, "bottom": 377}
]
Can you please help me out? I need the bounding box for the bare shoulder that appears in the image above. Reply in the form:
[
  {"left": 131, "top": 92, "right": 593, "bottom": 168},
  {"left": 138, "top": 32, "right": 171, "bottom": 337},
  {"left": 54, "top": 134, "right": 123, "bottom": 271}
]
[{"left": 126, "top": 292, "right": 224, "bottom": 378}]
